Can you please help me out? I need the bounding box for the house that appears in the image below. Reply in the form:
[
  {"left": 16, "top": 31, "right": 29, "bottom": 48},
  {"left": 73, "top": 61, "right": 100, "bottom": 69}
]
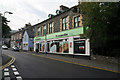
[
  {"left": 33, "top": 5, "right": 90, "bottom": 57},
  {"left": 10, "top": 29, "right": 24, "bottom": 49},
  {"left": 22, "top": 25, "right": 34, "bottom": 51}
]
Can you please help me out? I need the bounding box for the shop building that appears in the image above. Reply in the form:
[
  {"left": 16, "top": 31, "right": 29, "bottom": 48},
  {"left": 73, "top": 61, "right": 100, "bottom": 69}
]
[{"left": 34, "top": 5, "right": 90, "bottom": 56}]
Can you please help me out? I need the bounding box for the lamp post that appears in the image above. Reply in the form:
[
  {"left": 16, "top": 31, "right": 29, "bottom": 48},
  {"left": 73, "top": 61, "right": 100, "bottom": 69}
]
[{"left": 4, "top": 11, "right": 13, "bottom": 17}]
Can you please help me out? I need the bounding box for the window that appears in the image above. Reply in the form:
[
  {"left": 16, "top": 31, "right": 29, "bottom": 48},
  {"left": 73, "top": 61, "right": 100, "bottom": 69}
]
[
  {"left": 43, "top": 25, "right": 46, "bottom": 35},
  {"left": 37, "top": 27, "right": 40, "bottom": 36},
  {"left": 24, "top": 35, "right": 27, "bottom": 41},
  {"left": 62, "top": 17, "right": 68, "bottom": 31},
  {"left": 19, "top": 34, "right": 22, "bottom": 39},
  {"left": 49, "top": 22, "right": 53, "bottom": 34},
  {"left": 74, "top": 16, "right": 80, "bottom": 28}
]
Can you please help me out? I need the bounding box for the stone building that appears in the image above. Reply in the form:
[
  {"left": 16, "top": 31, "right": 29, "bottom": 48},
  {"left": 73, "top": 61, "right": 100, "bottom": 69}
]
[{"left": 33, "top": 5, "right": 90, "bottom": 56}]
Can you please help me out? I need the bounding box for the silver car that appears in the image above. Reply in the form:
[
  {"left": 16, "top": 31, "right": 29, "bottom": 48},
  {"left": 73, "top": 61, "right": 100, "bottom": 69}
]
[{"left": 2, "top": 45, "right": 8, "bottom": 50}]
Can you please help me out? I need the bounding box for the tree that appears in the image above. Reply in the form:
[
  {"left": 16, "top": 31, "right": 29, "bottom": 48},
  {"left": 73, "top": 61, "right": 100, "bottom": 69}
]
[
  {"left": 80, "top": 2, "right": 120, "bottom": 57},
  {"left": 1, "top": 15, "right": 11, "bottom": 38}
]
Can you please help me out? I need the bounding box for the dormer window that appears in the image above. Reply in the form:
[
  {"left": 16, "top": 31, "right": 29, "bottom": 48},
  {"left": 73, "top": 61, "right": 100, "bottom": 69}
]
[{"left": 48, "top": 14, "right": 54, "bottom": 18}]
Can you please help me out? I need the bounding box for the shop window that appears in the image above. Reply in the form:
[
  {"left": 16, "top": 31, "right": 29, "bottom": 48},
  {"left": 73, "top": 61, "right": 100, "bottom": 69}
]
[
  {"left": 63, "top": 41, "right": 69, "bottom": 53},
  {"left": 41, "top": 43, "right": 45, "bottom": 52},
  {"left": 74, "top": 16, "right": 80, "bottom": 28},
  {"left": 49, "top": 22, "right": 53, "bottom": 34},
  {"left": 47, "top": 41, "right": 69, "bottom": 53},
  {"left": 74, "top": 40, "right": 85, "bottom": 54}
]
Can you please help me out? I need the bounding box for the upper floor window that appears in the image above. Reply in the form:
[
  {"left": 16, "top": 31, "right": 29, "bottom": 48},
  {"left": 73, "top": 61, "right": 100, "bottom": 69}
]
[
  {"left": 43, "top": 25, "right": 46, "bottom": 35},
  {"left": 24, "top": 35, "right": 27, "bottom": 41},
  {"left": 74, "top": 16, "right": 80, "bottom": 28},
  {"left": 37, "top": 27, "right": 40, "bottom": 36},
  {"left": 62, "top": 17, "right": 68, "bottom": 31},
  {"left": 49, "top": 22, "right": 53, "bottom": 34},
  {"left": 19, "top": 34, "right": 22, "bottom": 39},
  {"left": 11, "top": 36, "right": 13, "bottom": 40}
]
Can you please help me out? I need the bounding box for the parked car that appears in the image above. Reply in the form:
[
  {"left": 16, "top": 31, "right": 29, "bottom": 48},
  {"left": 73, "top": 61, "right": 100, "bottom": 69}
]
[
  {"left": 12, "top": 46, "right": 19, "bottom": 51},
  {"left": 2, "top": 45, "right": 8, "bottom": 50}
]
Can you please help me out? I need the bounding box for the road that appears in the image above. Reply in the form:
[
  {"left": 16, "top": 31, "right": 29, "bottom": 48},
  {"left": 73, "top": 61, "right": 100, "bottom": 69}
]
[{"left": 2, "top": 50, "right": 119, "bottom": 79}]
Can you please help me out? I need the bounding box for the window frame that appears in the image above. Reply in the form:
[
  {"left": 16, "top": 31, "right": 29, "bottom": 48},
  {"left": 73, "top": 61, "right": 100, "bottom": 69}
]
[
  {"left": 62, "top": 17, "right": 68, "bottom": 31},
  {"left": 43, "top": 25, "right": 46, "bottom": 35},
  {"left": 49, "top": 22, "right": 53, "bottom": 34},
  {"left": 74, "top": 16, "right": 80, "bottom": 28},
  {"left": 37, "top": 27, "right": 40, "bottom": 36}
]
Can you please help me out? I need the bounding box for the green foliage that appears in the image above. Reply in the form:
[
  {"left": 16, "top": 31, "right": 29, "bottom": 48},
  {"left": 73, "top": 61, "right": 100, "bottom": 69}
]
[
  {"left": 80, "top": 2, "right": 120, "bottom": 57},
  {"left": 1, "top": 15, "right": 11, "bottom": 38}
]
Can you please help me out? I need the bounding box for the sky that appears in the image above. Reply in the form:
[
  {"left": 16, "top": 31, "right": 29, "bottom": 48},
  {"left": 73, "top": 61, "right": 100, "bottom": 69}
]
[{"left": 0, "top": 0, "right": 78, "bottom": 30}]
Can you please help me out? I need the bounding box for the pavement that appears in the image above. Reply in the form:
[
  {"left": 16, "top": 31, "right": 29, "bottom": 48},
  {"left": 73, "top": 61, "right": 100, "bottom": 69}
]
[
  {"left": 27, "top": 51, "right": 120, "bottom": 73},
  {"left": 0, "top": 53, "right": 12, "bottom": 80}
]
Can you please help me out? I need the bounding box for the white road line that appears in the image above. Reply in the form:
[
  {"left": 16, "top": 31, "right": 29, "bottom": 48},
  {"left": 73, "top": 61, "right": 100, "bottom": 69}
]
[
  {"left": 12, "top": 68, "right": 17, "bottom": 71},
  {"left": 4, "top": 77, "right": 10, "bottom": 80},
  {"left": 13, "top": 71, "right": 20, "bottom": 76},
  {"left": 4, "top": 72, "right": 10, "bottom": 76},
  {"left": 11, "top": 65, "right": 15, "bottom": 68},
  {"left": 16, "top": 76, "right": 23, "bottom": 80},
  {"left": 4, "top": 68, "right": 9, "bottom": 71}
]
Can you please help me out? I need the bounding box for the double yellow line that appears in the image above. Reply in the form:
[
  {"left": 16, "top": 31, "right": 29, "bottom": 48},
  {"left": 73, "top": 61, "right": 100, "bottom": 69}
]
[
  {"left": 0, "top": 54, "right": 16, "bottom": 70},
  {"left": 24, "top": 52, "right": 120, "bottom": 74}
]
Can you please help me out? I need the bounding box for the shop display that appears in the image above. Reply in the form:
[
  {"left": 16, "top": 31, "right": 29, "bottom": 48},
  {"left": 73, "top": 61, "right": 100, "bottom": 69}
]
[
  {"left": 63, "top": 41, "right": 69, "bottom": 53},
  {"left": 41, "top": 43, "right": 45, "bottom": 52}
]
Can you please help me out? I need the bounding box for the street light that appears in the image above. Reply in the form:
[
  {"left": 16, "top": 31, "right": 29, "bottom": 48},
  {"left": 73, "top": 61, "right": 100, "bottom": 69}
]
[{"left": 4, "top": 11, "right": 13, "bottom": 17}]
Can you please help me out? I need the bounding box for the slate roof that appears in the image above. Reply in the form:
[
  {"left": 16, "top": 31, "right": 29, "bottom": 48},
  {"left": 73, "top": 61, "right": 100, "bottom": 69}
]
[{"left": 24, "top": 26, "right": 34, "bottom": 38}]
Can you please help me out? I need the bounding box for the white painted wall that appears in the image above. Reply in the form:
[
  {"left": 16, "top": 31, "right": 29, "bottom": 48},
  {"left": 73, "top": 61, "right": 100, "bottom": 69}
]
[{"left": 69, "top": 37, "right": 74, "bottom": 54}]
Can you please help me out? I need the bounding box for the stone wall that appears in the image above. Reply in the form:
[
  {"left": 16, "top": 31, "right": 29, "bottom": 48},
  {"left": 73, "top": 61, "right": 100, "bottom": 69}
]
[{"left": 91, "top": 53, "right": 120, "bottom": 65}]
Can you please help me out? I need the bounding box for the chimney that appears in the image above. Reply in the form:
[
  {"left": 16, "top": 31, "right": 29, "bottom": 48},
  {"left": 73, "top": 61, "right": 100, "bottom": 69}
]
[
  {"left": 60, "top": 5, "right": 69, "bottom": 11},
  {"left": 18, "top": 29, "right": 21, "bottom": 31},
  {"left": 21, "top": 28, "right": 24, "bottom": 30}
]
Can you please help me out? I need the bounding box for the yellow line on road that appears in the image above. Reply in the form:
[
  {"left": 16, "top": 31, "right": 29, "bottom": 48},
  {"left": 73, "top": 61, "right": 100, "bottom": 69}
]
[
  {"left": 25, "top": 53, "right": 120, "bottom": 74},
  {"left": 0, "top": 54, "right": 16, "bottom": 70},
  {"left": 20, "top": 52, "right": 120, "bottom": 74}
]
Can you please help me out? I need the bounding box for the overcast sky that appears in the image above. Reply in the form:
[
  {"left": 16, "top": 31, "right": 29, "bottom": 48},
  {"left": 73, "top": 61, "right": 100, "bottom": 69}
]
[{"left": 0, "top": 0, "right": 78, "bottom": 30}]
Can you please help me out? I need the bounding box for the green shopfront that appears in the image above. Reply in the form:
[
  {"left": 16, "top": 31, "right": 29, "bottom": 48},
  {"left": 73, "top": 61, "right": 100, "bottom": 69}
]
[{"left": 34, "top": 27, "right": 90, "bottom": 56}]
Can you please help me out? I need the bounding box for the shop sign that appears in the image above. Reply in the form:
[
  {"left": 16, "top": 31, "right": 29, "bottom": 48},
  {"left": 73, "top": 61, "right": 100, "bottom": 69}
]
[
  {"left": 56, "top": 33, "right": 68, "bottom": 37},
  {"left": 34, "top": 27, "right": 83, "bottom": 41},
  {"left": 35, "top": 38, "right": 41, "bottom": 41}
]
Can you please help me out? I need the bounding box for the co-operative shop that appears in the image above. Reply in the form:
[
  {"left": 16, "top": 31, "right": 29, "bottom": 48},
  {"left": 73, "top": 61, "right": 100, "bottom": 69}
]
[{"left": 34, "top": 27, "right": 90, "bottom": 56}]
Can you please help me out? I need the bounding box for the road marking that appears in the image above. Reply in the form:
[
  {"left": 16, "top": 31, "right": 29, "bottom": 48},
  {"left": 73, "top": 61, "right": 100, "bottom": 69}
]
[
  {"left": 22, "top": 52, "right": 120, "bottom": 74},
  {"left": 4, "top": 72, "right": 10, "bottom": 76},
  {"left": 4, "top": 68, "right": 9, "bottom": 71},
  {"left": 11, "top": 65, "right": 15, "bottom": 68},
  {"left": 12, "top": 68, "right": 17, "bottom": 71},
  {"left": 14, "top": 71, "right": 20, "bottom": 76},
  {"left": 0, "top": 54, "right": 16, "bottom": 70},
  {"left": 16, "top": 76, "right": 23, "bottom": 80}
]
